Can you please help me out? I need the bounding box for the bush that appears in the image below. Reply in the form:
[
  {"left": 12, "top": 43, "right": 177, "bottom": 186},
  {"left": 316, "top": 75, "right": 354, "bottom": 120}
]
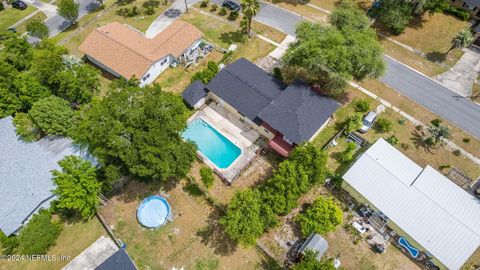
[
  {"left": 220, "top": 50, "right": 233, "bottom": 63},
  {"left": 200, "top": 0, "right": 209, "bottom": 8},
  {"left": 463, "top": 137, "right": 470, "bottom": 143},
  {"left": 344, "top": 113, "right": 362, "bottom": 134},
  {"left": 453, "top": 149, "right": 461, "bottom": 156},
  {"left": 191, "top": 61, "right": 219, "bottom": 84},
  {"left": 219, "top": 6, "right": 227, "bottom": 15},
  {"left": 353, "top": 99, "right": 370, "bottom": 113},
  {"left": 439, "top": 164, "right": 451, "bottom": 171},
  {"left": 17, "top": 210, "right": 62, "bottom": 255},
  {"left": 142, "top": 0, "right": 160, "bottom": 8},
  {"left": 0, "top": 2, "right": 4, "bottom": 11},
  {"left": 273, "top": 67, "right": 283, "bottom": 82},
  {"left": 296, "top": 197, "right": 343, "bottom": 237},
  {"left": 116, "top": 6, "right": 140, "bottom": 17},
  {"left": 228, "top": 10, "right": 239, "bottom": 21},
  {"left": 210, "top": 3, "right": 218, "bottom": 12},
  {"left": 374, "top": 118, "right": 393, "bottom": 133},
  {"left": 13, "top": 112, "right": 41, "bottom": 142},
  {"left": 443, "top": 6, "right": 470, "bottom": 21},
  {"left": 200, "top": 167, "right": 214, "bottom": 188},
  {"left": 144, "top": 6, "right": 155, "bottom": 15},
  {"left": 340, "top": 142, "right": 356, "bottom": 163},
  {"left": 397, "top": 118, "right": 406, "bottom": 125},
  {"left": 0, "top": 232, "right": 19, "bottom": 255},
  {"left": 386, "top": 135, "right": 399, "bottom": 146}
]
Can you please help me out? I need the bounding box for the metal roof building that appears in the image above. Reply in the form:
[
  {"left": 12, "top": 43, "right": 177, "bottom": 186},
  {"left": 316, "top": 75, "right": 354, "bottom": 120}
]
[
  {"left": 0, "top": 116, "right": 93, "bottom": 236},
  {"left": 298, "top": 233, "right": 329, "bottom": 261},
  {"left": 343, "top": 138, "right": 480, "bottom": 270}
]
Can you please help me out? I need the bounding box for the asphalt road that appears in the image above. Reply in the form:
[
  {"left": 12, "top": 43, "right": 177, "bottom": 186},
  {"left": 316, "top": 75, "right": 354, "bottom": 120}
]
[{"left": 381, "top": 56, "right": 480, "bottom": 138}]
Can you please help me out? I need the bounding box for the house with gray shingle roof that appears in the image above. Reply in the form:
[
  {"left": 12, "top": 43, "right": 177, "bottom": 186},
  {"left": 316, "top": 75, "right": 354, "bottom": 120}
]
[
  {"left": 0, "top": 116, "right": 93, "bottom": 236},
  {"left": 182, "top": 58, "right": 340, "bottom": 157}
]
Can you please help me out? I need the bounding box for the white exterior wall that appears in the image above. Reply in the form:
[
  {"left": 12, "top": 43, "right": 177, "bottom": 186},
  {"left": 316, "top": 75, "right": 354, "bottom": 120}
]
[
  {"left": 179, "top": 39, "right": 203, "bottom": 63},
  {"left": 140, "top": 55, "right": 172, "bottom": 86},
  {"left": 86, "top": 55, "right": 122, "bottom": 78}
]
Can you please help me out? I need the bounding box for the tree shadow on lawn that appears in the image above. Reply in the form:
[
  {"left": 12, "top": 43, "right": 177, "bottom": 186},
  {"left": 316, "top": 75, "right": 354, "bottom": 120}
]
[
  {"left": 219, "top": 30, "right": 246, "bottom": 45},
  {"left": 196, "top": 207, "right": 238, "bottom": 256},
  {"left": 113, "top": 178, "right": 179, "bottom": 203},
  {"left": 425, "top": 51, "right": 447, "bottom": 63},
  {"left": 410, "top": 130, "right": 436, "bottom": 154}
]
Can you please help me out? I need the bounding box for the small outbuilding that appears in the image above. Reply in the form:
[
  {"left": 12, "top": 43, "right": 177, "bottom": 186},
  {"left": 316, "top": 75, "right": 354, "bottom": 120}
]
[
  {"left": 182, "top": 80, "right": 207, "bottom": 109},
  {"left": 298, "top": 233, "right": 329, "bottom": 261}
]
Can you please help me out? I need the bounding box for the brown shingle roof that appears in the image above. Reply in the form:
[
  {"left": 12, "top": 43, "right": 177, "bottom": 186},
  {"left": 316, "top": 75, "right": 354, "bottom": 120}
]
[{"left": 79, "top": 21, "right": 203, "bottom": 79}]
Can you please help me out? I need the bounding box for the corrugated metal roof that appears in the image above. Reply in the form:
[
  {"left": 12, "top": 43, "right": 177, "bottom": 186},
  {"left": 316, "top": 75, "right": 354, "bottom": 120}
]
[
  {"left": 0, "top": 116, "right": 93, "bottom": 236},
  {"left": 299, "top": 233, "right": 329, "bottom": 261},
  {"left": 343, "top": 138, "right": 480, "bottom": 270}
]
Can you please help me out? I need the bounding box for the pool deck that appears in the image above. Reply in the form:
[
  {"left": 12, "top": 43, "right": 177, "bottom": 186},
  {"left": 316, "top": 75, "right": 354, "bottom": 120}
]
[{"left": 189, "top": 103, "right": 261, "bottom": 183}]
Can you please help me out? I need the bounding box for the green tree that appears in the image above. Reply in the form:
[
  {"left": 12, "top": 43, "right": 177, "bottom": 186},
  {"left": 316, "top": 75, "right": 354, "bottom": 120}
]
[
  {"left": 57, "top": 0, "right": 80, "bottom": 25},
  {"left": 55, "top": 64, "right": 100, "bottom": 103},
  {"left": 374, "top": 118, "right": 393, "bottom": 133},
  {"left": 427, "top": 119, "right": 451, "bottom": 145},
  {"left": 296, "top": 197, "right": 343, "bottom": 237},
  {"left": 73, "top": 81, "right": 196, "bottom": 181},
  {"left": 289, "top": 143, "right": 328, "bottom": 185},
  {"left": 1, "top": 36, "right": 33, "bottom": 71},
  {"left": 375, "top": 0, "right": 413, "bottom": 35},
  {"left": 13, "top": 73, "right": 51, "bottom": 111},
  {"left": 344, "top": 113, "right": 362, "bottom": 134},
  {"left": 450, "top": 29, "right": 473, "bottom": 52},
  {"left": 26, "top": 20, "right": 50, "bottom": 40},
  {"left": 292, "top": 250, "right": 336, "bottom": 270},
  {"left": 200, "top": 167, "right": 214, "bottom": 188},
  {"left": 353, "top": 99, "right": 370, "bottom": 113},
  {"left": 30, "top": 41, "right": 69, "bottom": 87},
  {"left": 13, "top": 112, "right": 41, "bottom": 142},
  {"left": 241, "top": 0, "right": 260, "bottom": 37},
  {"left": 52, "top": 155, "right": 102, "bottom": 219},
  {"left": 17, "top": 210, "right": 62, "bottom": 255},
  {"left": 29, "top": 96, "right": 74, "bottom": 135},
  {"left": 282, "top": 20, "right": 384, "bottom": 98},
  {"left": 331, "top": 1, "right": 370, "bottom": 31},
  {"left": 339, "top": 141, "right": 356, "bottom": 163},
  {"left": 220, "top": 189, "right": 276, "bottom": 246},
  {"left": 191, "top": 61, "right": 219, "bottom": 84}
]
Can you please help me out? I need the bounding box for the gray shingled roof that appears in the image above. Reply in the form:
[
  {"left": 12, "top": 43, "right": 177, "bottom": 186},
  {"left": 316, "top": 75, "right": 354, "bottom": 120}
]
[
  {"left": 206, "top": 58, "right": 284, "bottom": 121},
  {"left": 298, "top": 233, "right": 329, "bottom": 261},
  {"left": 182, "top": 80, "right": 207, "bottom": 107},
  {"left": 258, "top": 83, "right": 340, "bottom": 144},
  {"left": 95, "top": 249, "right": 138, "bottom": 270},
  {"left": 0, "top": 116, "right": 93, "bottom": 236}
]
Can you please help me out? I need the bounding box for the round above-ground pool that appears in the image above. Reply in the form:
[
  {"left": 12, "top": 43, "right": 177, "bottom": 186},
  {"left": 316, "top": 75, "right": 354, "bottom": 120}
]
[{"left": 137, "top": 195, "right": 171, "bottom": 229}]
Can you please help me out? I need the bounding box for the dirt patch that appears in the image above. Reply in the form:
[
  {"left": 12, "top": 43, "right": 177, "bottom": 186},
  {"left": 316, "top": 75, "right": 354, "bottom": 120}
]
[{"left": 100, "top": 180, "right": 268, "bottom": 269}]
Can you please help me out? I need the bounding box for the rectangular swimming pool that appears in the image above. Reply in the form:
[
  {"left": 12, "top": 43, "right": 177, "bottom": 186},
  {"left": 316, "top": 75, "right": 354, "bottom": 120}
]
[{"left": 182, "top": 118, "right": 241, "bottom": 169}]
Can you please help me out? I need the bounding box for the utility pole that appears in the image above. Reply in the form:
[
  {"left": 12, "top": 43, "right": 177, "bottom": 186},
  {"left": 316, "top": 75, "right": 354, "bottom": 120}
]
[{"left": 184, "top": 0, "right": 188, "bottom": 13}]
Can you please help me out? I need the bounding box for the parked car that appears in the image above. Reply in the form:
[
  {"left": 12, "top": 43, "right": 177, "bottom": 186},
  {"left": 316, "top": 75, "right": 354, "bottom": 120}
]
[
  {"left": 222, "top": 0, "right": 240, "bottom": 12},
  {"left": 11, "top": 0, "right": 27, "bottom": 10},
  {"left": 359, "top": 111, "right": 377, "bottom": 133}
]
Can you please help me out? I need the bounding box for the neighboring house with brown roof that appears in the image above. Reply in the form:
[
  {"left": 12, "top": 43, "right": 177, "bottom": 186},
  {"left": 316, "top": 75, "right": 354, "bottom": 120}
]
[{"left": 79, "top": 21, "right": 203, "bottom": 86}]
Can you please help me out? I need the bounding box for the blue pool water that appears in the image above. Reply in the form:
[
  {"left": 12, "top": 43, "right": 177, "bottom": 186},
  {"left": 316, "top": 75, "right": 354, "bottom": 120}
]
[
  {"left": 182, "top": 118, "right": 241, "bottom": 169},
  {"left": 137, "top": 196, "right": 171, "bottom": 228},
  {"left": 398, "top": 237, "right": 419, "bottom": 258}
]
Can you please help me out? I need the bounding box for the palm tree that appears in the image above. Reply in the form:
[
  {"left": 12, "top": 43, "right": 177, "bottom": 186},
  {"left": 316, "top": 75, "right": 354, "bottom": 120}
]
[
  {"left": 241, "top": 0, "right": 260, "bottom": 37},
  {"left": 427, "top": 120, "right": 451, "bottom": 145},
  {"left": 449, "top": 30, "right": 473, "bottom": 53}
]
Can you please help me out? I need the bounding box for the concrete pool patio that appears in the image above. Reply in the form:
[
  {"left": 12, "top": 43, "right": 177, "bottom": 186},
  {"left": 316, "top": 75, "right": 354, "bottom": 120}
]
[{"left": 187, "top": 102, "right": 261, "bottom": 183}]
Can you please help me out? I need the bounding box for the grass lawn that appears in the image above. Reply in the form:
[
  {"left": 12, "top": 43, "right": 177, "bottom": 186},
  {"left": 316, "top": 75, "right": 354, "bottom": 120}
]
[
  {"left": 0, "top": 218, "right": 105, "bottom": 270},
  {"left": 100, "top": 180, "right": 270, "bottom": 269},
  {"left": 14, "top": 11, "right": 47, "bottom": 34},
  {"left": 463, "top": 248, "right": 480, "bottom": 270},
  {"left": 472, "top": 81, "right": 480, "bottom": 102},
  {"left": 309, "top": 0, "right": 338, "bottom": 11},
  {"left": 377, "top": 13, "right": 470, "bottom": 68},
  {"left": 380, "top": 38, "right": 448, "bottom": 77},
  {"left": 0, "top": 6, "right": 37, "bottom": 30}
]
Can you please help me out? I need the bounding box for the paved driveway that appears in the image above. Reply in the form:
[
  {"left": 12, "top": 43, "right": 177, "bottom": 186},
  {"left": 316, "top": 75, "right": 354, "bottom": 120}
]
[
  {"left": 434, "top": 48, "right": 480, "bottom": 97},
  {"left": 24, "top": 0, "right": 58, "bottom": 19},
  {"left": 381, "top": 55, "right": 480, "bottom": 138}
]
